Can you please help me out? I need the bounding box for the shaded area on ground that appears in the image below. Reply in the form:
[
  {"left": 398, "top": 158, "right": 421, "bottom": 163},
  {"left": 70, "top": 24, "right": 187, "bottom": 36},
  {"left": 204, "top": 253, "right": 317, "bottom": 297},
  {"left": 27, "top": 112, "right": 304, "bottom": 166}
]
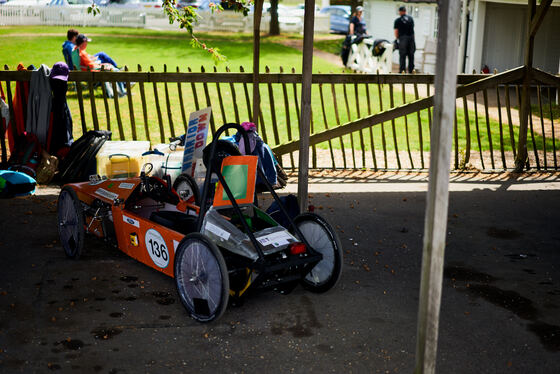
[{"left": 0, "top": 176, "right": 559, "bottom": 373}]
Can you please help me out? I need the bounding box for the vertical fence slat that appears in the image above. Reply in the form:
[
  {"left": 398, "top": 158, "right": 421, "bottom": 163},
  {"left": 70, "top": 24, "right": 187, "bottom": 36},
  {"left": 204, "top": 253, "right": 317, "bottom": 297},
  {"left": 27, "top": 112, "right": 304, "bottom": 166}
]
[
  {"left": 265, "top": 66, "right": 280, "bottom": 146},
  {"left": 472, "top": 92, "right": 485, "bottom": 169},
  {"left": 111, "top": 81, "right": 124, "bottom": 140},
  {"left": 150, "top": 66, "right": 165, "bottom": 143},
  {"left": 240, "top": 66, "right": 253, "bottom": 122},
  {"left": 548, "top": 87, "right": 557, "bottom": 169},
  {"left": 200, "top": 66, "right": 216, "bottom": 134},
  {"left": 365, "top": 83, "right": 377, "bottom": 170},
  {"left": 225, "top": 67, "right": 241, "bottom": 124},
  {"left": 353, "top": 83, "right": 366, "bottom": 168},
  {"left": 536, "top": 85, "right": 547, "bottom": 169},
  {"left": 292, "top": 67, "right": 302, "bottom": 169},
  {"left": 75, "top": 79, "right": 87, "bottom": 135},
  {"left": 454, "top": 110, "right": 459, "bottom": 169},
  {"left": 100, "top": 75, "right": 111, "bottom": 132},
  {"left": 342, "top": 83, "right": 357, "bottom": 169},
  {"left": 310, "top": 108, "right": 317, "bottom": 169},
  {"left": 331, "top": 83, "right": 347, "bottom": 169},
  {"left": 88, "top": 77, "right": 99, "bottom": 131},
  {"left": 279, "top": 66, "right": 294, "bottom": 168},
  {"left": 462, "top": 96, "right": 471, "bottom": 165},
  {"left": 527, "top": 94, "right": 540, "bottom": 170},
  {"left": 137, "top": 64, "right": 150, "bottom": 142},
  {"left": 213, "top": 66, "right": 227, "bottom": 126},
  {"left": 163, "top": 65, "right": 175, "bottom": 139},
  {"left": 2, "top": 67, "right": 16, "bottom": 162},
  {"left": 494, "top": 73, "right": 506, "bottom": 169},
  {"left": 385, "top": 83, "right": 396, "bottom": 169},
  {"left": 188, "top": 67, "right": 201, "bottom": 112},
  {"left": 319, "top": 82, "right": 336, "bottom": 168},
  {"left": 482, "top": 89, "right": 495, "bottom": 169},
  {"left": 413, "top": 83, "right": 425, "bottom": 168},
  {"left": 505, "top": 84, "right": 516, "bottom": 158},
  {"left": 176, "top": 66, "right": 188, "bottom": 134},
  {"left": 516, "top": 84, "right": 530, "bottom": 169},
  {"left": 426, "top": 82, "right": 432, "bottom": 131},
  {"left": 401, "top": 83, "right": 415, "bottom": 168},
  {"left": 124, "top": 66, "right": 137, "bottom": 140}
]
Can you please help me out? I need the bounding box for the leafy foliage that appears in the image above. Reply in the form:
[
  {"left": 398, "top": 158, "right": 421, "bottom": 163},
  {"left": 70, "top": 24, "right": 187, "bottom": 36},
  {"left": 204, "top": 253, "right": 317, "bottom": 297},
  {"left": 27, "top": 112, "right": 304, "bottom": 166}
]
[{"left": 87, "top": 0, "right": 255, "bottom": 62}]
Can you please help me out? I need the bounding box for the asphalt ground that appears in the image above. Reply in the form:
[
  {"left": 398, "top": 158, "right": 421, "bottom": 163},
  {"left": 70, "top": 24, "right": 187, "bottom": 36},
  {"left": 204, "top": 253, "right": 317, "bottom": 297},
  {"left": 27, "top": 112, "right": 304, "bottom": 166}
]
[{"left": 1, "top": 172, "right": 559, "bottom": 373}]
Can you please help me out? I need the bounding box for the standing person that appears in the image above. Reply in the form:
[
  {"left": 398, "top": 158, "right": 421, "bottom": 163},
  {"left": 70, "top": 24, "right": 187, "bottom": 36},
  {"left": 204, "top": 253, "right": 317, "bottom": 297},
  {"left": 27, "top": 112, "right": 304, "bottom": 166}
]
[
  {"left": 394, "top": 6, "right": 415, "bottom": 73},
  {"left": 62, "top": 29, "right": 79, "bottom": 70},
  {"left": 349, "top": 6, "right": 367, "bottom": 39}
]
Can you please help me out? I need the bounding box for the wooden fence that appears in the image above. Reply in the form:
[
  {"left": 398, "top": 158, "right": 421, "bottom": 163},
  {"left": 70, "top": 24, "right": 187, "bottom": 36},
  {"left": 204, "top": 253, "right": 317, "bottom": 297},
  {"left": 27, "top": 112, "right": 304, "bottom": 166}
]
[{"left": 1, "top": 65, "right": 559, "bottom": 171}]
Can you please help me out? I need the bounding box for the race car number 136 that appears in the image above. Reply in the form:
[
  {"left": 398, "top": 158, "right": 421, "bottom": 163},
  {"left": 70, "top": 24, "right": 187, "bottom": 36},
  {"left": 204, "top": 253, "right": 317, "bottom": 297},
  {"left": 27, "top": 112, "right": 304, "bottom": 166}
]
[{"left": 145, "top": 229, "right": 170, "bottom": 268}]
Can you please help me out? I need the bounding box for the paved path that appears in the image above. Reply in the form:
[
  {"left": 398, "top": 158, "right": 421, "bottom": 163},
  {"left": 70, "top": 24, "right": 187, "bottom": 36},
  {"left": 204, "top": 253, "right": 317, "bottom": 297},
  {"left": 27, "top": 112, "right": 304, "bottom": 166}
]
[{"left": 1, "top": 172, "right": 559, "bottom": 373}]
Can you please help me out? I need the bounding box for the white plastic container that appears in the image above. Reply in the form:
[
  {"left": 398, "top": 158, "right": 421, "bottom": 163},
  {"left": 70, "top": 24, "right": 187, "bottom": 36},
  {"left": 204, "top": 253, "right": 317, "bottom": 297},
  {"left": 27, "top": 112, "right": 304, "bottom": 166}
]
[{"left": 149, "top": 143, "right": 185, "bottom": 184}]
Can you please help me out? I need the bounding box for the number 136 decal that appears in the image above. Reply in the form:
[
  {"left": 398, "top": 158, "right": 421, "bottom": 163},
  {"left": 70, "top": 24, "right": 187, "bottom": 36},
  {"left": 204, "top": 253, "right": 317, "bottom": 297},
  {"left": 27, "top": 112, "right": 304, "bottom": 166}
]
[{"left": 145, "top": 229, "right": 171, "bottom": 268}]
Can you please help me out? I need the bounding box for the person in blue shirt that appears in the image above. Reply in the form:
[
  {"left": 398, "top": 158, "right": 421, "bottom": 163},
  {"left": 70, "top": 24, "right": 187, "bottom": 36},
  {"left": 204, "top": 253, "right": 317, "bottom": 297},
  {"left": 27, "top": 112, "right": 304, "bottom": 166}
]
[{"left": 62, "top": 29, "right": 79, "bottom": 70}]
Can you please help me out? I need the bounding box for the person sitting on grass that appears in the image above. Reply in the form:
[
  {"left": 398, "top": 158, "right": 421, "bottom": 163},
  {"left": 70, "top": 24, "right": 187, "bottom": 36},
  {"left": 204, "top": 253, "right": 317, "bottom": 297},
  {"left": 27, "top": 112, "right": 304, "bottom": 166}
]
[
  {"left": 62, "top": 28, "right": 79, "bottom": 70},
  {"left": 74, "top": 34, "right": 119, "bottom": 71},
  {"left": 73, "top": 34, "right": 126, "bottom": 97}
]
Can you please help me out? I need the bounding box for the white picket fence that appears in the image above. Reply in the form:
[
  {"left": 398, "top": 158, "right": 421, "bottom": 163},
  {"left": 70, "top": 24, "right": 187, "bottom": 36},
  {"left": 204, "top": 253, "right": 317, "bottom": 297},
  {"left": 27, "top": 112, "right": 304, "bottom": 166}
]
[{"left": 0, "top": 5, "right": 331, "bottom": 33}]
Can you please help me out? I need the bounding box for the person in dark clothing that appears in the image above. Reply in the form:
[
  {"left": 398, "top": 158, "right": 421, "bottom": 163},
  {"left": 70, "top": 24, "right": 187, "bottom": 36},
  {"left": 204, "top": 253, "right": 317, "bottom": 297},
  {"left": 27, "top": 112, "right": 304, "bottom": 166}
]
[
  {"left": 394, "top": 6, "right": 415, "bottom": 73},
  {"left": 49, "top": 62, "right": 73, "bottom": 158},
  {"left": 349, "top": 6, "right": 367, "bottom": 37}
]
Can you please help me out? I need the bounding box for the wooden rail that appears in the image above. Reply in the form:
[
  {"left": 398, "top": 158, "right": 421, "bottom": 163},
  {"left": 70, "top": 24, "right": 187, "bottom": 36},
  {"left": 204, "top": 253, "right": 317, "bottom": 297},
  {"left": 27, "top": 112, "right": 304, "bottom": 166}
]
[{"left": 1, "top": 66, "right": 558, "bottom": 171}]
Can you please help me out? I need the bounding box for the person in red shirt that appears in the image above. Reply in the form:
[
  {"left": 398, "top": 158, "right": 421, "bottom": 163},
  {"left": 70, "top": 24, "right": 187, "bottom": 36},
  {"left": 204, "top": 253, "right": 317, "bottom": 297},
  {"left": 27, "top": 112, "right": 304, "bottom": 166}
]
[
  {"left": 73, "top": 34, "right": 127, "bottom": 97},
  {"left": 74, "top": 34, "right": 118, "bottom": 71}
]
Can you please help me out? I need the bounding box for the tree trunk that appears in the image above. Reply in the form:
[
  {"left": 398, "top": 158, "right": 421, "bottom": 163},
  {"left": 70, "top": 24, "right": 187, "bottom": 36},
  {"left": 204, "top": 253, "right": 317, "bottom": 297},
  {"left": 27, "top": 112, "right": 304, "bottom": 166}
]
[{"left": 269, "top": 0, "right": 280, "bottom": 35}]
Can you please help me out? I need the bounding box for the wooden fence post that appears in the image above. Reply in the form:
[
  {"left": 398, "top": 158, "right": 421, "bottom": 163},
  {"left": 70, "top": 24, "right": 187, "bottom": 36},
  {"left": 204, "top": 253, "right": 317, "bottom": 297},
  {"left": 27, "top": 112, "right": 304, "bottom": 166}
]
[
  {"left": 297, "top": 0, "right": 316, "bottom": 212},
  {"left": 414, "top": 1, "right": 461, "bottom": 373},
  {"left": 252, "top": 0, "right": 263, "bottom": 130},
  {"left": 515, "top": 0, "right": 552, "bottom": 171}
]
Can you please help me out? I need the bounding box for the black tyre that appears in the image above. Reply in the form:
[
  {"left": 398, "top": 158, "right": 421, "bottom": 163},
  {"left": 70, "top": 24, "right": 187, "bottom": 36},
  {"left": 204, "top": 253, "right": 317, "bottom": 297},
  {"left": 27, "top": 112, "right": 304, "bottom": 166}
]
[
  {"left": 57, "top": 186, "right": 85, "bottom": 259},
  {"left": 294, "top": 213, "right": 343, "bottom": 293},
  {"left": 173, "top": 173, "right": 200, "bottom": 205},
  {"left": 174, "top": 233, "right": 229, "bottom": 322}
]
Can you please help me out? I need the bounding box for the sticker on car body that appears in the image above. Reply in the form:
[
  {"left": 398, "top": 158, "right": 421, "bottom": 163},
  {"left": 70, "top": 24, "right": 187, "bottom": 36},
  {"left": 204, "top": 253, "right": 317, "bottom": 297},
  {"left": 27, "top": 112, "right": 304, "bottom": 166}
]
[
  {"left": 119, "top": 182, "right": 135, "bottom": 190},
  {"left": 95, "top": 188, "right": 119, "bottom": 201},
  {"left": 122, "top": 214, "right": 140, "bottom": 228},
  {"left": 145, "top": 228, "right": 170, "bottom": 269}
]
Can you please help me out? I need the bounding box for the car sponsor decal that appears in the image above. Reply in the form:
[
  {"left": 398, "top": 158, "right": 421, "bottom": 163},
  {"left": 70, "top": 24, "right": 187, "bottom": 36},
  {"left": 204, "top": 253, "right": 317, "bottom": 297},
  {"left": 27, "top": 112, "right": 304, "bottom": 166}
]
[
  {"left": 256, "top": 231, "right": 296, "bottom": 248},
  {"left": 204, "top": 221, "right": 231, "bottom": 241},
  {"left": 119, "top": 182, "right": 135, "bottom": 190},
  {"left": 145, "top": 229, "right": 170, "bottom": 269},
  {"left": 95, "top": 188, "right": 119, "bottom": 201},
  {"left": 129, "top": 233, "right": 139, "bottom": 246},
  {"left": 122, "top": 214, "right": 140, "bottom": 228}
]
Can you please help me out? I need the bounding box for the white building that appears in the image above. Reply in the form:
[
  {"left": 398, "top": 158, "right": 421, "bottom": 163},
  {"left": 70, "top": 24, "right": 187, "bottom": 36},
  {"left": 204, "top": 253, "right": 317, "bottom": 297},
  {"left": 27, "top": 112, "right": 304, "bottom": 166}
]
[{"left": 363, "top": 0, "right": 560, "bottom": 74}]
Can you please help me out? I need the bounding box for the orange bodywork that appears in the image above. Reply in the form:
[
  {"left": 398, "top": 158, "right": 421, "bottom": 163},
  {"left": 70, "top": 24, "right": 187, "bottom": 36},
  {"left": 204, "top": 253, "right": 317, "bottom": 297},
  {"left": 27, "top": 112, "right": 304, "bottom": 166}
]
[{"left": 66, "top": 177, "right": 189, "bottom": 278}]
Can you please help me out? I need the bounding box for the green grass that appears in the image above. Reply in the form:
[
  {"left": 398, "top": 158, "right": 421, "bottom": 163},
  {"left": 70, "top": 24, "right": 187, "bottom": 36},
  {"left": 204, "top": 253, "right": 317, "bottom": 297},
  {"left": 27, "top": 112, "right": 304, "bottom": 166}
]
[
  {"left": 313, "top": 36, "right": 346, "bottom": 55},
  {"left": 0, "top": 26, "right": 338, "bottom": 73},
  {"left": 1, "top": 26, "right": 551, "bottom": 169},
  {"left": 530, "top": 103, "right": 559, "bottom": 121}
]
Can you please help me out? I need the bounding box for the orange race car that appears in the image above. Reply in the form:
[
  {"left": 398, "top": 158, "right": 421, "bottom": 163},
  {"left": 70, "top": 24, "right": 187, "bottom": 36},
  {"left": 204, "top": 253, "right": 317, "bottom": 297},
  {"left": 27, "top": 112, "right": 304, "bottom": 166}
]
[{"left": 57, "top": 123, "right": 343, "bottom": 322}]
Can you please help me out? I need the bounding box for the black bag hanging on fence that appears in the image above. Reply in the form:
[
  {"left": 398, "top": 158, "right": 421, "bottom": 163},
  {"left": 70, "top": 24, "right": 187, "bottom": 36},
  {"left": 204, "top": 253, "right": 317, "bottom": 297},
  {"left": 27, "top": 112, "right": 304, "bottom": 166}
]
[{"left": 58, "top": 130, "right": 111, "bottom": 183}]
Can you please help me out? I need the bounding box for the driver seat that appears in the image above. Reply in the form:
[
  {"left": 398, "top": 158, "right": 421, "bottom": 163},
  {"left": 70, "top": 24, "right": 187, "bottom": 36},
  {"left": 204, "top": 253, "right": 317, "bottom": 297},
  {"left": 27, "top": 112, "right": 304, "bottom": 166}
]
[{"left": 149, "top": 211, "right": 197, "bottom": 235}]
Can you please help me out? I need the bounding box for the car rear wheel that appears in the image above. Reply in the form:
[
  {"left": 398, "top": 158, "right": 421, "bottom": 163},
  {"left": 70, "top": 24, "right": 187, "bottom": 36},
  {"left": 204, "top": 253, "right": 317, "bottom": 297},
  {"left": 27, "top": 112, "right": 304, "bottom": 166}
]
[
  {"left": 294, "top": 213, "right": 343, "bottom": 293},
  {"left": 174, "top": 233, "right": 229, "bottom": 322},
  {"left": 57, "top": 186, "right": 85, "bottom": 259}
]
